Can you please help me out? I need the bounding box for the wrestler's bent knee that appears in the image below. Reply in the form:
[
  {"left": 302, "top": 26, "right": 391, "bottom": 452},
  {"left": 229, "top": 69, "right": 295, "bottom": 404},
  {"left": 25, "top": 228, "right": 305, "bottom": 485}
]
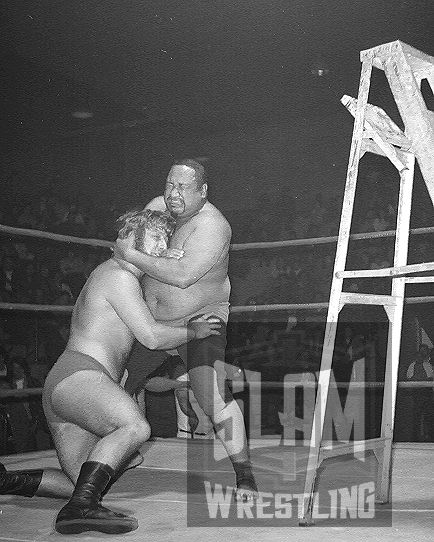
[{"left": 125, "top": 420, "right": 151, "bottom": 446}]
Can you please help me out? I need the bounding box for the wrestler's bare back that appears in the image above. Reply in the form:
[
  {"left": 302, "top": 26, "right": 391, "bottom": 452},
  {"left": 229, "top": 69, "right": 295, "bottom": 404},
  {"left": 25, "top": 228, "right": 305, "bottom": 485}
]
[
  {"left": 66, "top": 259, "right": 143, "bottom": 381},
  {"left": 144, "top": 198, "right": 231, "bottom": 321}
]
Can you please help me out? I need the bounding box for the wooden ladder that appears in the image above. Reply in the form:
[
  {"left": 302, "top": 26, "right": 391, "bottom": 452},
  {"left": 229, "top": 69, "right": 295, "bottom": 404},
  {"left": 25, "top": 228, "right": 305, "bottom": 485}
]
[{"left": 300, "top": 40, "right": 434, "bottom": 525}]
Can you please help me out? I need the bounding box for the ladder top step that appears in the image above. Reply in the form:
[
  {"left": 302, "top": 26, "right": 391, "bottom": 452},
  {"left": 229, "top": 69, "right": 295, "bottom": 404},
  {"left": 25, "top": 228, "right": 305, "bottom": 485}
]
[{"left": 360, "top": 40, "right": 434, "bottom": 76}]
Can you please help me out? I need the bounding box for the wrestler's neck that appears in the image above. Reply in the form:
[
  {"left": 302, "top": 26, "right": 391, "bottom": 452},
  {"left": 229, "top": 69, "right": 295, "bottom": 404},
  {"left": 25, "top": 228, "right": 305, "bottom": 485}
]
[{"left": 113, "top": 257, "right": 143, "bottom": 278}]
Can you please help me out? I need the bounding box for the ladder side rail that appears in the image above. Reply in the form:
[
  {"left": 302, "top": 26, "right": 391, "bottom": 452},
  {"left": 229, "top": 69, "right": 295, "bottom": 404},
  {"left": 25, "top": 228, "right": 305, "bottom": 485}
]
[
  {"left": 299, "top": 58, "right": 374, "bottom": 525},
  {"left": 382, "top": 52, "right": 434, "bottom": 205},
  {"left": 377, "top": 151, "right": 415, "bottom": 503}
]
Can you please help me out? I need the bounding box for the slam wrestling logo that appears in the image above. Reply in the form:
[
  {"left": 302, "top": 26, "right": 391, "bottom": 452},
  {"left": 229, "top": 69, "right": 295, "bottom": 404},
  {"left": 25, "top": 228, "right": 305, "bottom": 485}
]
[
  {"left": 186, "top": 354, "right": 392, "bottom": 527},
  {"left": 203, "top": 481, "right": 376, "bottom": 520}
]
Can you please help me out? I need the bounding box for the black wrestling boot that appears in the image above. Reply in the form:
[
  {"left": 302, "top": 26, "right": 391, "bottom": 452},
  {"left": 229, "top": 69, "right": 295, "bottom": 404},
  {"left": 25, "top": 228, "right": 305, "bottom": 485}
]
[
  {"left": 0, "top": 462, "right": 43, "bottom": 497},
  {"left": 232, "top": 460, "right": 258, "bottom": 501},
  {"left": 55, "top": 461, "right": 138, "bottom": 535},
  {"left": 99, "top": 451, "right": 144, "bottom": 501}
]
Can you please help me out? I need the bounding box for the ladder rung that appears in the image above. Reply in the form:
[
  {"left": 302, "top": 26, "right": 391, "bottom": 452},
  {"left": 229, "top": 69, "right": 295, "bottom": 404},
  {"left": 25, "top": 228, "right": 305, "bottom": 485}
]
[
  {"left": 405, "top": 276, "right": 434, "bottom": 283},
  {"left": 340, "top": 292, "right": 398, "bottom": 306},
  {"left": 337, "top": 261, "right": 434, "bottom": 279},
  {"left": 338, "top": 269, "right": 392, "bottom": 279},
  {"left": 321, "top": 437, "right": 389, "bottom": 459}
]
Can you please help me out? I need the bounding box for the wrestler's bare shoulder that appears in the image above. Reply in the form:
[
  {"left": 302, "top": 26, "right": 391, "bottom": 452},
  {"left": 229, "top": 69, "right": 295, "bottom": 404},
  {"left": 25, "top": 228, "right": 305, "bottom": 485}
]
[
  {"left": 81, "top": 259, "right": 139, "bottom": 299},
  {"left": 195, "top": 202, "right": 231, "bottom": 233}
]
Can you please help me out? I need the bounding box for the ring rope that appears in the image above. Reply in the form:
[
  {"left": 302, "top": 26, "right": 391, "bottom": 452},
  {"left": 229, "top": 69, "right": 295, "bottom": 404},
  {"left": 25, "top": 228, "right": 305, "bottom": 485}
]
[
  {"left": 1, "top": 224, "right": 434, "bottom": 398},
  {"left": 1, "top": 296, "right": 434, "bottom": 314},
  {"left": 1, "top": 380, "right": 433, "bottom": 399},
  {"left": 2, "top": 222, "right": 434, "bottom": 251},
  {"left": 0, "top": 302, "right": 74, "bottom": 312},
  {"left": 0, "top": 224, "right": 112, "bottom": 248}
]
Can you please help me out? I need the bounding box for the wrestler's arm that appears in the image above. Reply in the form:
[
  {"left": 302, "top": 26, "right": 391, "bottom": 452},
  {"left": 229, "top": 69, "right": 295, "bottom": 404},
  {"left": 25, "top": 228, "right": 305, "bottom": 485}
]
[
  {"left": 116, "top": 215, "right": 231, "bottom": 288},
  {"left": 106, "top": 271, "right": 214, "bottom": 350}
]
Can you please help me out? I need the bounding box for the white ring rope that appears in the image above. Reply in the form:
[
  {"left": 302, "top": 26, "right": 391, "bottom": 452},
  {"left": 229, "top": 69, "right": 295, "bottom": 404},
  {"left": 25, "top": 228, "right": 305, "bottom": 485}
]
[
  {"left": 1, "top": 297, "right": 434, "bottom": 313},
  {"left": 0, "top": 380, "right": 432, "bottom": 399},
  {"left": 2, "top": 223, "right": 434, "bottom": 251},
  {"left": 0, "top": 226, "right": 432, "bottom": 406},
  {"left": 1, "top": 222, "right": 434, "bottom": 313},
  {"left": 231, "top": 228, "right": 434, "bottom": 250},
  {"left": 0, "top": 224, "right": 112, "bottom": 248},
  {"left": 0, "top": 302, "right": 73, "bottom": 312}
]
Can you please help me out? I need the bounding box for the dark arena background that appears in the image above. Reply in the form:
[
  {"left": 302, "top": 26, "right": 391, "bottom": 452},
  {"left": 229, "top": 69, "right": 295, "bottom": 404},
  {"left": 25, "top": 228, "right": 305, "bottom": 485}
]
[{"left": 1, "top": 1, "right": 434, "bottom": 540}]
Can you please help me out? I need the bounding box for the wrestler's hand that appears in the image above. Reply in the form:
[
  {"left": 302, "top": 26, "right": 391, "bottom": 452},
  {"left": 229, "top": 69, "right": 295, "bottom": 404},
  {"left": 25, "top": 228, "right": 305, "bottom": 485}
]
[
  {"left": 113, "top": 233, "right": 135, "bottom": 259},
  {"left": 162, "top": 248, "right": 185, "bottom": 260},
  {"left": 188, "top": 315, "right": 221, "bottom": 339}
]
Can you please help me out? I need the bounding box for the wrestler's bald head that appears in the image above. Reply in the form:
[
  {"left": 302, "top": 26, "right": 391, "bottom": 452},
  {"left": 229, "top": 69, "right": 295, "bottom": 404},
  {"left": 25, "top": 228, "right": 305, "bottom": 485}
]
[{"left": 116, "top": 209, "right": 175, "bottom": 253}]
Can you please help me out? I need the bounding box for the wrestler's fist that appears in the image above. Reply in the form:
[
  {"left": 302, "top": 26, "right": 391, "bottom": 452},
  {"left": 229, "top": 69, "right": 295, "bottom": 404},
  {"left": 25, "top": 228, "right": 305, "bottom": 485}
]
[
  {"left": 189, "top": 315, "right": 221, "bottom": 339},
  {"left": 163, "top": 248, "right": 185, "bottom": 260}
]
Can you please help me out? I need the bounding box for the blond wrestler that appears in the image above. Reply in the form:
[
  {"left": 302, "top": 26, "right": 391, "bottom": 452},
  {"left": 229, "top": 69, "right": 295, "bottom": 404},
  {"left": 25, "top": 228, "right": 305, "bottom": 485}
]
[{"left": 0, "top": 209, "right": 220, "bottom": 535}]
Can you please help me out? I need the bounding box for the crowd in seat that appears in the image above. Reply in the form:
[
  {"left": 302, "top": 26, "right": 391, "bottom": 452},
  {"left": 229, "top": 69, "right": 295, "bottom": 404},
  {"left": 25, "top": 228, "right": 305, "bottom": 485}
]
[
  {"left": 2, "top": 168, "right": 434, "bottom": 308},
  {"left": 0, "top": 194, "right": 117, "bottom": 306}
]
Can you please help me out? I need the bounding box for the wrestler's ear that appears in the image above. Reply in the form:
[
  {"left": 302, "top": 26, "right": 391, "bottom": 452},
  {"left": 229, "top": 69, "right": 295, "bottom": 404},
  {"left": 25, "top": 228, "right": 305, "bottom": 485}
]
[{"left": 201, "top": 183, "right": 208, "bottom": 199}]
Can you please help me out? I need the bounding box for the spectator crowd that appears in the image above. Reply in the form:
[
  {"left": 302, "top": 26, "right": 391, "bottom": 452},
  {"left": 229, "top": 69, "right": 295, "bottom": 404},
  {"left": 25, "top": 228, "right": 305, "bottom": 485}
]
[{"left": 3, "top": 169, "right": 434, "bottom": 309}]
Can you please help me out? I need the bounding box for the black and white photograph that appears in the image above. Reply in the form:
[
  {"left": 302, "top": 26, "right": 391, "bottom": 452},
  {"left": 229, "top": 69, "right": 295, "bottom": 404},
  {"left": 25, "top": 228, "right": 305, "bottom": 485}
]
[{"left": 1, "top": 1, "right": 434, "bottom": 540}]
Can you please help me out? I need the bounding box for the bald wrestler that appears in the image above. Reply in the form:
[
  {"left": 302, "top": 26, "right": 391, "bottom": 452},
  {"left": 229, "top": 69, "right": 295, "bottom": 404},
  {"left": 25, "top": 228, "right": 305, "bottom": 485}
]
[
  {"left": 115, "top": 158, "right": 258, "bottom": 501},
  {"left": 0, "top": 209, "right": 220, "bottom": 535}
]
